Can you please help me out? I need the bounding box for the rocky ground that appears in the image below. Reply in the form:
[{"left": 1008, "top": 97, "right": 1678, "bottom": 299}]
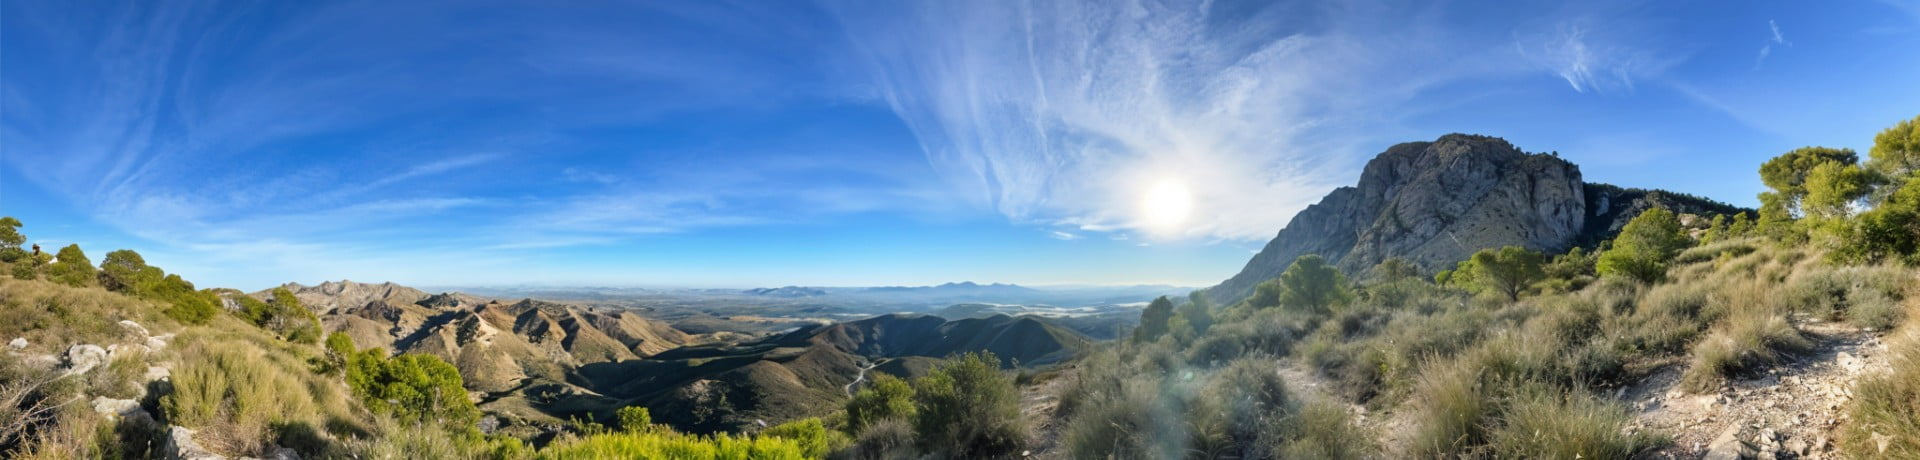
[{"left": 1629, "top": 318, "right": 1887, "bottom": 459}]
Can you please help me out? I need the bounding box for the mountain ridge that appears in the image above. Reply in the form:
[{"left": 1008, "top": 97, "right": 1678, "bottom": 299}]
[{"left": 1208, "top": 134, "right": 1748, "bottom": 304}]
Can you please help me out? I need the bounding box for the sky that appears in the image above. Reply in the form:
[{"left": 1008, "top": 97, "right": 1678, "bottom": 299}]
[{"left": 3, "top": 0, "right": 1918, "bottom": 291}]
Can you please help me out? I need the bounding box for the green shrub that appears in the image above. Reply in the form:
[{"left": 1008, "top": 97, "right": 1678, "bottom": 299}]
[
  {"left": 1280, "top": 400, "right": 1372, "bottom": 459},
  {"left": 538, "top": 429, "right": 809, "bottom": 460},
  {"left": 616, "top": 406, "right": 652, "bottom": 432},
  {"left": 1680, "top": 308, "right": 1810, "bottom": 392},
  {"left": 1061, "top": 378, "right": 1183, "bottom": 460},
  {"left": 345, "top": 350, "right": 479, "bottom": 427},
  {"left": 844, "top": 372, "right": 913, "bottom": 435},
  {"left": 1407, "top": 358, "right": 1492, "bottom": 458},
  {"left": 911, "top": 352, "right": 1025, "bottom": 458},
  {"left": 1841, "top": 328, "right": 1920, "bottom": 458},
  {"left": 1487, "top": 384, "right": 1662, "bottom": 458},
  {"left": 761, "top": 418, "right": 847, "bottom": 459},
  {"left": 833, "top": 417, "right": 915, "bottom": 460}
]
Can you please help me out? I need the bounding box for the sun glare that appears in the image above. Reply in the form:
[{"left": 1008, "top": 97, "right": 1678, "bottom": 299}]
[{"left": 1140, "top": 179, "right": 1193, "bottom": 234}]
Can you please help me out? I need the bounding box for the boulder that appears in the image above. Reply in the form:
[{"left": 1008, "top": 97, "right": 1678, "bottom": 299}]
[
  {"left": 119, "top": 320, "right": 151, "bottom": 338},
  {"left": 64, "top": 344, "right": 108, "bottom": 375},
  {"left": 7, "top": 337, "right": 25, "bottom": 350},
  {"left": 165, "top": 426, "right": 225, "bottom": 460}
]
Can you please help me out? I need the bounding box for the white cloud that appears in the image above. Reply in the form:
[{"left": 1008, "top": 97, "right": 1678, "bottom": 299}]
[
  {"left": 828, "top": 0, "right": 1543, "bottom": 242},
  {"left": 1757, "top": 19, "right": 1790, "bottom": 67},
  {"left": 1516, "top": 19, "right": 1675, "bottom": 93},
  {"left": 1048, "top": 231, "right": 1081, "bottom": 241}
]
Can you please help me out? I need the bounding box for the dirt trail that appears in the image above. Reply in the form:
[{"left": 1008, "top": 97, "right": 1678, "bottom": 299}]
[{"left": 1625, "top": 318, "right": 1887, "bottom": 459}]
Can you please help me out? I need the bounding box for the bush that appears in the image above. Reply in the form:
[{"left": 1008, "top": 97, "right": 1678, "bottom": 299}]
[
  {"left": 1487, "top": 384, "right": 1662, "bottom": 458},
  {"left": 1841, "top": 328, "right": 1920, "bottom": 458},
  {"left": 160, "top": 336, "right": 354, "bottom": 456},
  {"left": 845, "top": 373, "right": 914, "bottom": 435},
  {"left": 910, "top": 352, "right": 1025, "bottom": 458},
  {"left": 1061, "top": 379, "right": 1183, "bottom": 460},
  {"left": 538, "top": 429, "right": 810, "bottom": 460},
  {"left": 1278, "top": 400, "right": 1372, "bottom": 459},
  {"left": 1407, "top": 358, "right": 1492, "bottom": 458},
  {"left": 345, "top": 350, "right": 479, "bottom": 428},
  {"left": 1680, "top": 308, "right": 1810, "bottom": 392},
  {"left": 832, "top": 417, "right": 915, "bottom": 460},
  {"left": 616, "top": 406, "right": 652, "bottom": 433},
  {"left": 761, "top": 418, "right": 847, "bottom": 459}
]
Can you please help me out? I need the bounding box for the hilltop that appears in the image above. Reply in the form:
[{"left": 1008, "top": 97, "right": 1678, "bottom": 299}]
[{"left": 1208, "top": 134, "right": 1744, "bottom": 304}]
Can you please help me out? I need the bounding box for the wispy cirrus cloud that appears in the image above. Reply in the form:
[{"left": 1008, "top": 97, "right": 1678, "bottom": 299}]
[
  {"left": 828, "top": 0, "right": 1653, "bottom": 241},
  {"left": 1757, "top": 20, "right": 1790, "bottom": 67}
]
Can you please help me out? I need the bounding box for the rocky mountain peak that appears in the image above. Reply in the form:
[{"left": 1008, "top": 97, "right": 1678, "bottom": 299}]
[{"left": 1207, "top": 133, "right": 1739, "bottom": 305}]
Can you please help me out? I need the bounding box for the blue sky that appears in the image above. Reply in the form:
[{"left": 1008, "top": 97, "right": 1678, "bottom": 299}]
[{"left": 3, "top": 0, "right": 1918, "bottom": 291}]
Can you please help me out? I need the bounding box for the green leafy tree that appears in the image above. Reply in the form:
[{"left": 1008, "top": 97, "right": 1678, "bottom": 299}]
[
  {"left": 0, "top": 217, "right": 24, "bottom": 263},
  {"left": 1544, "top": 246, "right": 1597, "bottom": 281},
  {"left": 1803, "top": 161, "right": 1871, "bottom": 218},
  {"left": 1177, "top": 291, "right": 1214, "bottom": 335},
  {"left": 265, "top": 287, "right": 324, "bottom": 343},
  {"left": 1759, "top": 146, "right": 1860, "bottom": 216},
  {"left": 346, "top": 350, "right": 479, "bottom": 427},
  {"left": 1271, "top": 255, "right": 1352, "bottom": 315},
  {"left": 1470, "top": 246, "right": 1546, "bottom": 301},
  {"left": 912, "top": 352, "right": 1025, "bottom": 458},
  {"left": 1131, "top": 296, "right": 1176, "bottom": 343},
  {"left": 1370, "top": 257, "right": 1421, "bottom": 282},
  {"left": 845, "top": 372, "right": 916, "bottom": 435},
  {"left": 1834, "top": 176, "right": 1920, "bottom": 264},
  {"left": 1596, "top": 208, "right": 1692, "bottom": 283},
  {"left": 46, "top": 244, "right": 96, "bottom": 287},
  {"left": 98, "top": 249, "right": 162, "bottom": 293},
  {"left": 1869, "top": 114, "right": 1920, "bottom": 180}
]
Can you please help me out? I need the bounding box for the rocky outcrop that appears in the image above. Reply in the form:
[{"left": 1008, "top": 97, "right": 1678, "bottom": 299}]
[
  {"left": 1207, "top": 134, "right": 1747, "bottom": 305},
  {"left": 1209, "top": 134, "right": 1586, "bottom": 303}
]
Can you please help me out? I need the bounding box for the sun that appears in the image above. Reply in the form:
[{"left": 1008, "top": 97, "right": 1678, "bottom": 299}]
[{"left": 1140, "top": 179, "right": 1193, "bottom": 233}]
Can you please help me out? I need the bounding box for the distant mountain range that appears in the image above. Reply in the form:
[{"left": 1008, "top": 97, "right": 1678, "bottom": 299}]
[{"left": 1206, "top": 134, "right": 1746, "bottom": 304}]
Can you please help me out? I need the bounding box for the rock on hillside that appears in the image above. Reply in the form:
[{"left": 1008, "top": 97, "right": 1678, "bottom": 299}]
[{"left": 1208, "top": 134, "right": 1745, "bottom": 304}]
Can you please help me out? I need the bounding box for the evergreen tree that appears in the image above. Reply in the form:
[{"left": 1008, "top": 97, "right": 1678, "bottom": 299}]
[
  {"left": 46, "top": 244, "right": 96, "bottom": 287},
  {"left": 0, "top": 217, "right": 24, "bottom": 263},
  {"left": 1596, "top": 208, "right": 1692, "bottom": 283},
  {"left": 1274, "top": 255, "right": 1352, "bottom": 314},
  {"left": 1868, "top": 114, "right": 1920, "bottom": 180},
  {"left": 1470, "top": 246, "right": 1546, "bottom": 301},
  {"left": 1132, "top": 296, "right": 1176, "bottom": 343},
  {"left": 1178, "top": 291, "right": 1214, "bottom": 335}
]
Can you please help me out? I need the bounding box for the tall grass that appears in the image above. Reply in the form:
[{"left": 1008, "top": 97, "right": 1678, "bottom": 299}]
[{"left": 1841, "top": 321, "right": 1920, "bottom": 457}]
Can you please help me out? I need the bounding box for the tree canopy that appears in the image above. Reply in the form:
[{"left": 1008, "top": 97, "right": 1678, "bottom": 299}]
[
  {"left": 1470, "top": 246, "right": 1546, "bottom": 301},
  {"left": 1596, "top": 208, "right": 1692, "bottom": 283},
  {"left": 1869, "top": 114, "right": 1920, "bottom": 180},
  {"left": 46, "top": 244, "right": 96, "bottom": 287},
  {"left": 1132, "top": 296, "right": 1176, "bottom": 343},
  {"left": 1260, "top": 255, "right": 1352, "bottom": 314}
]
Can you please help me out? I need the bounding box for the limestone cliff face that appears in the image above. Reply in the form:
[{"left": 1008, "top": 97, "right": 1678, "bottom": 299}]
[{"left": 1208, "top": 134, "right": 1587, "bottom": 304}]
